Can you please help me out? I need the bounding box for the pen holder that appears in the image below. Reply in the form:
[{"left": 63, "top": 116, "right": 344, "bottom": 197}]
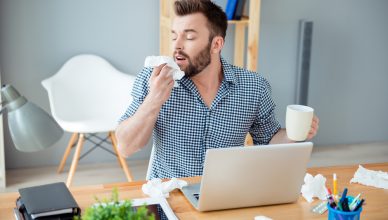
[{"left": 327, "top": 197, "right": 362, "bottom": 220}]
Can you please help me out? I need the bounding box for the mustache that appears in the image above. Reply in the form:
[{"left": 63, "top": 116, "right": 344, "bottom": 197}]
[{"left": 174, "top": 51, "right": 189, "bottom": 59}]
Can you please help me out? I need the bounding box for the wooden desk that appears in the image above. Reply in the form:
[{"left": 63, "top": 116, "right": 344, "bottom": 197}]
[{"left": 1, "top": 163, "right": 388, "bottom": 219}]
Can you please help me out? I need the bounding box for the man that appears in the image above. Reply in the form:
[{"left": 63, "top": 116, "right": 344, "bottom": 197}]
[{"left": 116, "top": 0, "right": 319, "bottom": 179}]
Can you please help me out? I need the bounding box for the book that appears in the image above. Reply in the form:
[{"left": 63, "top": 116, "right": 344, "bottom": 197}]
[
  {"left": 225, "top": 0, "right": 238, "bottom": 20},
  {"left": 13, "top": 208, "right": 23, "bottom": 220},
  {"left": 14, "top": 204, "right": 79, "bottom": 220},
  {"left": 233, "top": 0, "right": 246, "bottom": 20},
  {"left": 18, "top": 182, "right": 80, "bottom": 219}
]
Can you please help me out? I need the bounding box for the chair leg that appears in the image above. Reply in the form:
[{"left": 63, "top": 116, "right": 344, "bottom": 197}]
[
  {"left": 66, "top": 133, "right": 85, "bottom": 187},
  {"left": 109, "top": 131, "right": 133, "bottom": 182},
  {"left": 57, "top": 133, "right": 79, "bottom": 173}
]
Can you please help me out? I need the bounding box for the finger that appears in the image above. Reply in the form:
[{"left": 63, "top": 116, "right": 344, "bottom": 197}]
[
  {"left": 311, "top": 122, "right": 318, "bottom": 130},
  {"left": 151, "top": 64, "right": 166, "bottom": 79},
  {"left": 311, "top": 125, "right": 319, "bottom": 133},
  {"left": 312, "top": 115, "right": 320, "bottom": 124},
  {"left": 310, "top": 123, "right": 318, "bottom": 133},
  {"left": 310, "top": 116, "right": 319, "bottom": 127},
  {"left": 307, "top": 130, "right": 316, "bottom": 140},
  {"left": 159, "top": 65, "right": 174, "bottom": 79},
  {"left": 307, "top": 127, "right": 317, "bottom": 139},
  {"left": 167, "top": 78, "right": 175, "bottom": 88}
]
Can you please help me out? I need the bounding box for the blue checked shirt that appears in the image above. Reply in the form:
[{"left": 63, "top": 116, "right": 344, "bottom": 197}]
[{"left": 119, "top": 57, "right": 281, "bottom": 179}]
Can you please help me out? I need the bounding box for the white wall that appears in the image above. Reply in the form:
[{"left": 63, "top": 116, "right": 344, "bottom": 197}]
[
  {"left": 257, "top": 0, "right": 388, "bottom": 145},
  {"left": 0, "top": 0, "right": 158, "bottom": 169},
  {"left": 1, "top": 0, "right": 387, "bottom": 168}
]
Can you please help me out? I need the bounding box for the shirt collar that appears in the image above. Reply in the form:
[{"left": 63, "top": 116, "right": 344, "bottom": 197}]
[{"left": 220, "top": 56, "right": 238, "bottom": 85}]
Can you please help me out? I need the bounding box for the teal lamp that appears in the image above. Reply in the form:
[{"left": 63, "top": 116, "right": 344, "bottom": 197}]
[{"left": 0, "top": 84, "right": 63, "bottom": 152}]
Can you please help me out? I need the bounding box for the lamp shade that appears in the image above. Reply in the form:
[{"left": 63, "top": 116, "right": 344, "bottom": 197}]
[{"left": 1, "top": 85, "right": 63, "bottom": 152}]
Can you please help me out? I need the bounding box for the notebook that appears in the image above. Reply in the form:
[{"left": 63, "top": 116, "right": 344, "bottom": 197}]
[
  {"left": 181, "top": 142, "right": 313, "bottom": 211},
  {"left": 18, "top": 182, "right": 80, "bottom": 219}
]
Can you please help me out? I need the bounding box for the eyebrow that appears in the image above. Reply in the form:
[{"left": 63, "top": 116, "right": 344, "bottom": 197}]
[{"left": 171, "top": 29, "right": 198, "bottom": 34}]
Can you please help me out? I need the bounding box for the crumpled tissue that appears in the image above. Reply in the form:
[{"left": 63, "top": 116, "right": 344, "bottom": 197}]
[
  {"left": 300, "top": 173, "right": 328, "bottom": 203},
  {"left": 350, "top": 165, "right": 388, "bottom": 189},
  {"left": 142, "top": 178, "right": 188, "bottom": 198},
  {"left": 144, "top": 56, "right": 185, "bottom": 87}
]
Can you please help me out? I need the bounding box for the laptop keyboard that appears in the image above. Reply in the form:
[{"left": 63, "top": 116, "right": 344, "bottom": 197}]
[{"left": 193, "top": 193, "right": 200, "bottom": 200}]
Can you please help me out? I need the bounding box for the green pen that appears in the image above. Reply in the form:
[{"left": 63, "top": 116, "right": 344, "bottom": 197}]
[{"left": 337, "top": 201, "right": 343, "bottom": 211}]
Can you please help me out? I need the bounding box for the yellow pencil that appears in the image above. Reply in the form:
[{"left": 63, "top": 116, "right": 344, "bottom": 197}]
[{"left": 333, "top": 173, "right": 338, "bottom": 197}]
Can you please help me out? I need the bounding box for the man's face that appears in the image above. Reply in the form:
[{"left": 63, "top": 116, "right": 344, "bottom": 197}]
[{"left": 172, "top": 13, "right": 212, "bottom": 77}]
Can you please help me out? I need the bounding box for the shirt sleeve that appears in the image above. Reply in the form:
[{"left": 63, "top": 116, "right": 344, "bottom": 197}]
[
  {"left": 249, "top": 77, "right": 281, "bottom": 145},
  {"left": 118, "top": 67, "right": 153, "bottom": 123}
]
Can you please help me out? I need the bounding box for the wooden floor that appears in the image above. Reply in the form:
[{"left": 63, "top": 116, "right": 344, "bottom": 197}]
[{"left": 2, "top": 142, "right": 388, "bottom": 192}]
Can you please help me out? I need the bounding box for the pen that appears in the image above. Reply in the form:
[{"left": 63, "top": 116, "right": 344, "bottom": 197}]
[
  {"left": 326, "top": 188, "right": 337, "bottom": 208},
  {"left": 342, "top": 197, "right": 350, "bottom": 212},
  {"left": 333, "top": 173, "right": 338, "bottom": 197},
  {"left": 337, "top": 188, "right": 347, "bottom": 211},
  {"left": 353, "top": 199, "right": 365, "bottom": 211},
  {"left": 349, "top": 193, "right": 362, "bottom": 210},
  {"left": 339, "top": 188, "right": 347, "bottom": 203}
]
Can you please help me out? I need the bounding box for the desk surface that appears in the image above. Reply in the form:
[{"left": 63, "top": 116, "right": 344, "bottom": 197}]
[{"left": 1, "top": 163, "right": 388, "bottom": 219}]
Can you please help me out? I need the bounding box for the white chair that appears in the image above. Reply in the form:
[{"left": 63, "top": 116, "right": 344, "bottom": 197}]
[{"left": 42, "top": 54, "right": 135, "bottom": 187}]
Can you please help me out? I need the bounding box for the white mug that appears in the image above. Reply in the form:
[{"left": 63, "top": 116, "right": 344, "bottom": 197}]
[{"left": 286, "top": 105, "right": 314, "bottom": 141}]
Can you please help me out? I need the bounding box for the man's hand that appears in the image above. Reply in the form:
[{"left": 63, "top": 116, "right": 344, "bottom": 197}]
[
  {"left": 270, "top": 115, "right": 319, "bottom": 144},
  {"left": 306, "top": 115, "right": 319, "bottom": 140},
  {"left": 148, "top": 64, "right": 175, "bottom": 106}
]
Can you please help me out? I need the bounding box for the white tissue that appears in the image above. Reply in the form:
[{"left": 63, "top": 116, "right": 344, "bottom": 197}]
[
  {"left": 350, "top": 165, "right": 388, "bottom": 189},
  {"left": 300, "top": 173, "right": 328, "bottom": 203},
  {"left": 144, "top": 56, "right": 185, "bottom": 87},
  {"left": 142, "top": 178, "right": 188, "bottom": 198}
]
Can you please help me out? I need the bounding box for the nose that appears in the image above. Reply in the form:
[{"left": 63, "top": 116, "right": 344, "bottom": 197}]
[{"left": 173, "top": 35, "right": 184, "bottom": 51}]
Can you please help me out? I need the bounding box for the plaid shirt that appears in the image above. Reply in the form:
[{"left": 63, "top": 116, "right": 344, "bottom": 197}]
[{"left": 119, "top": 57, "right": 281, "bottom": 179}]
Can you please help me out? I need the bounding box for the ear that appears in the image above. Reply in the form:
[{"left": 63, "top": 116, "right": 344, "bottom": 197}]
[{"left": 211, "top": 36, "right": 224, "bottom": 54}]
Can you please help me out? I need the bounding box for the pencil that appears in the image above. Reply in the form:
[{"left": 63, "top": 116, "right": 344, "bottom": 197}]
[{"left": 333, "top": 173, "right": 338, "bottom": 197}]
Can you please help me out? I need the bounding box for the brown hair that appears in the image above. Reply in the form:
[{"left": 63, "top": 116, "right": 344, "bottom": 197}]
[{"left": 174, "top": 0, "right": 227, "bottom": 41}]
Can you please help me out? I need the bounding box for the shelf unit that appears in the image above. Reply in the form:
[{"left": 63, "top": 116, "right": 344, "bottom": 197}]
[{"left": 160, "top": 0, "right": 261, "bottom": 145}]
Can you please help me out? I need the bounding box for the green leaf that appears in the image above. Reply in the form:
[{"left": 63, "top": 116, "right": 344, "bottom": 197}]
[{"left": 77, "top": 188, "right": 155, "bottom": 220}]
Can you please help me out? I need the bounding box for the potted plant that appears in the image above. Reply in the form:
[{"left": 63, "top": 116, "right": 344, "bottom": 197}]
[{"left": 75, "top": 188, "right": 155, "bottom": 220}]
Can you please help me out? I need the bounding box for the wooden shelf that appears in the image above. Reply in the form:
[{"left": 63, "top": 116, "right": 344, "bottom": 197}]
[{"left": 227, "top": 17, "right": 249, "bottom": 25}]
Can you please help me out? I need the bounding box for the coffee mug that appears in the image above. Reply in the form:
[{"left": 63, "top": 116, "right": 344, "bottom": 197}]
[{"left": 286, "top": 105, "right": 314, "bottom": 141}]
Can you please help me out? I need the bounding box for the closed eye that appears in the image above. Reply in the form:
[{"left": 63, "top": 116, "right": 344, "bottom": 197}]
[{"left": 171, "top": 31, "right": 177, "bottom": 41}]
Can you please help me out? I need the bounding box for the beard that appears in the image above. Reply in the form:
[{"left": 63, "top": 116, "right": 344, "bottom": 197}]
[{"left": 174, "top": 43, "right": 211, "bottom": 78}]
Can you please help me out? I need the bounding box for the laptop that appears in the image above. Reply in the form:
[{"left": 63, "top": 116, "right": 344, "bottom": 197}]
[{"left": 181, "top": 142, "right": 313, "bottom": 211}]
